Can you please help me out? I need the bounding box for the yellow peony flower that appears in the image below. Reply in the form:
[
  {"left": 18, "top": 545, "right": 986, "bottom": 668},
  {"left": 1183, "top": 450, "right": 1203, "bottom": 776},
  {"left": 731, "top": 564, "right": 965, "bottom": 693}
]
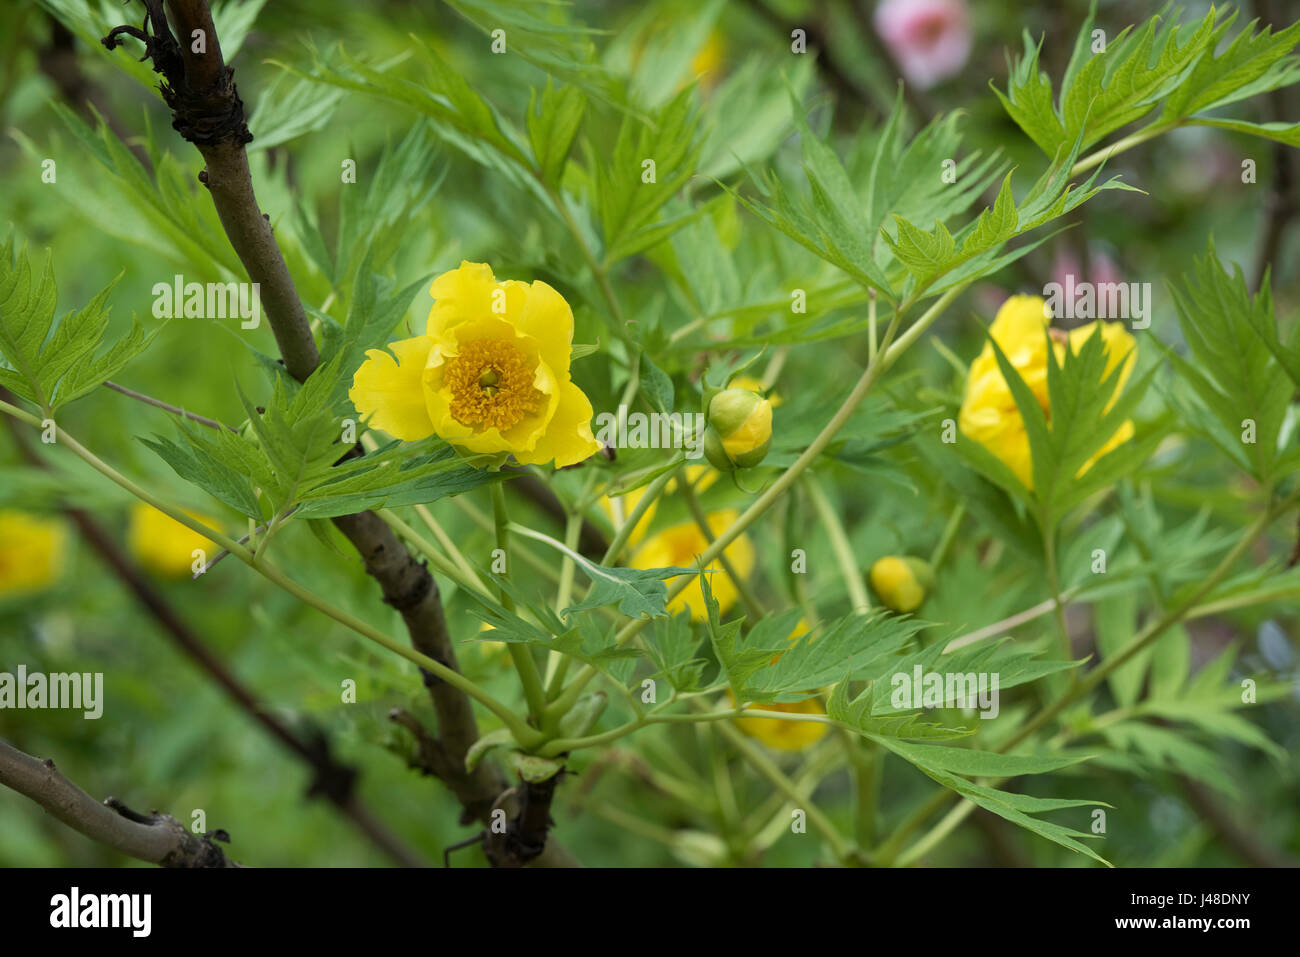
[
  {"left": 0, "top": 510, "right": 66, "bottom": 599},
  {"left": 128, "top": 503, "right": 220, "bottom": 578},
  {"left": 629, "top": 510, "right": 754, "bottom": 621},
  {"left": 349, "top": 262, "right": 602, "bottom": 468},
  {"left": 958, "top": 295, "right": 1137, "bottom": 490}
]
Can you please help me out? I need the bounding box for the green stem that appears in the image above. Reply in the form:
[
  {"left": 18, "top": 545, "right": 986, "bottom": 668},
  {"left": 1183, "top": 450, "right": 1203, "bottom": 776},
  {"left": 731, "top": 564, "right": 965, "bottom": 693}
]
[
  {"left": 1070, "top": 121, "right": 1178, "bottom": 177},
  {"left": 679, "top": 476, "right": 766, "bottom": 621},
  {"left": 710, "top": 713, "right": 859, "bottom": 864},
  {"left": 0, "top": 400, "right": 537, "bottom": 746},
  {"left": 545, "top": 507, "right": 585, "bottom": 694},
  {"left": 929, "top": 503, "right": 966, "bottom": 569},
  {"left": 413, "top": 502, "right": 484, "bottom": 590},
  {"left": 1040, "top": 519, "right": 1073, "bottom": 670},
  {"left": 550, "top": 284, "right": 968, "bottom": 719},
  {"left": 600, "top": 463, "right": 680, "bottom": 566},
  {"left": 802, "top": 474, "right": 871, "bottom": 613},
  {"left": 491, "top": 482, "right": 548, "bottom": 723}
]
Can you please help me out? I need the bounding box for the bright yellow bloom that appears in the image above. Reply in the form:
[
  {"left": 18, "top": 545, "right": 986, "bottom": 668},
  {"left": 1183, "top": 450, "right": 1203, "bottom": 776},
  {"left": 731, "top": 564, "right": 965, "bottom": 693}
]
[
  {"left": 349, "top": 262, "right": 602, "bottom": 468},
  {"left": 0, "top": 510, "right": 66, "bottom": 599},
  {"left": 958, "top": 295, "right": 1137, "bottom": 489},
  {"left": 629, "top": 511, "right": 754, "bottom": 621},
  {"left": 128, "top": 503, "right": 220, "bottom": 578}
]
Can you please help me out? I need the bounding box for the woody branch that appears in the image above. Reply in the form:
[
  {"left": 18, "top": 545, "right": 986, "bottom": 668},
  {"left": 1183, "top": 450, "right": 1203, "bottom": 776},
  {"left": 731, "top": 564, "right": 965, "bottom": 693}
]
[{"left": 100, "top": 0, "right": 572, "bottom": 865}]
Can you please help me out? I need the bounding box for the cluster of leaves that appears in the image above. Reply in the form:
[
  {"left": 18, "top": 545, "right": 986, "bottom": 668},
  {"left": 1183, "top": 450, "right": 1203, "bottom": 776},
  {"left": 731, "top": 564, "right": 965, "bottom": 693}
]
[
  {"left": 999, "top": 4, "right": 1300, "bottom": 153},
  {"left": 0, "top": 238, "right": 152, "bottom": 414}
]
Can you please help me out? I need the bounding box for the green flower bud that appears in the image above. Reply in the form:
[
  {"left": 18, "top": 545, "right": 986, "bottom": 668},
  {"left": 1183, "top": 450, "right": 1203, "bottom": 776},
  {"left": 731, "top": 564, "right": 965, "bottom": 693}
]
[
  {"left": 702, "top": 387, "right": 773, "bottom": 471},
  {"left": 868, "top": 556, "right": 933, "bottom": 613}
]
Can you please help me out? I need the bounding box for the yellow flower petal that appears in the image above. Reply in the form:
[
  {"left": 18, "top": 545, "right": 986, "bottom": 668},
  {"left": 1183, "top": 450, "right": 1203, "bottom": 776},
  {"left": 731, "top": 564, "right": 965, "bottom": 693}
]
[
  {"left": 507, "top": 278, "right": 574, "bottom": 376},
  {"left": 349, "top": 336, "right": 436, "bottom": 440},
  {"left": 426, "top": 261, "right": 500, "bottom": 337},
  {"left": 516, "top": 378, "right": 601, "bottom": 467},
  {"left": 630, "top": 511, "right": 755, "bottom": 622}
]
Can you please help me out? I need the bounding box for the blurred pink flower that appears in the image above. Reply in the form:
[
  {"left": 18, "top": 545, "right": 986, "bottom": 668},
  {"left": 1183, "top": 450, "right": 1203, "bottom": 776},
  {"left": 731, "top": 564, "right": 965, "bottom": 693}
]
[
  {"left": 1051, "top": 246, "right": 1123, "bottom": 300},
  {"left": 873, "top": 0, "right": 973, "bottom": 91}
]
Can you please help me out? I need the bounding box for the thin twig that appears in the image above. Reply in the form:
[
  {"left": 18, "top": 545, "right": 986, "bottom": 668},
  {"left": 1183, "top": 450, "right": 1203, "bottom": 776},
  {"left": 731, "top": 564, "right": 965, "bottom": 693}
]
[{"left": 104, "top": 380, "right": 237, "bottom": 432}]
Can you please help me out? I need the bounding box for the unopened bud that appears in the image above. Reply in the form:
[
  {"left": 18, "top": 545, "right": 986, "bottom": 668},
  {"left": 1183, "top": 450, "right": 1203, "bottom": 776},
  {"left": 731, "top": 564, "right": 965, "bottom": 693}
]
[
  {"left": 868, "top": 556, "right": 933, "bottom": 613},
  {"left": 703, "top": 387, "right": 772, "bottom": 471}
]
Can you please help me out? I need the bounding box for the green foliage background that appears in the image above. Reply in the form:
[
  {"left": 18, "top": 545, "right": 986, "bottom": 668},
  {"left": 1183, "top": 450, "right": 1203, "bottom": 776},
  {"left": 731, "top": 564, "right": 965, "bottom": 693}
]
[{"left": 0, "top": 0, "right": 1298, "bottom": 867}]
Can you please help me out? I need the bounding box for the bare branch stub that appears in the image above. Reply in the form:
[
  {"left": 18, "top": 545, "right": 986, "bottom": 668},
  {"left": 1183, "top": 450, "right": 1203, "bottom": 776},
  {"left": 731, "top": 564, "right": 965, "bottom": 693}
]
[
  {"left": 0, "top": 742, "right": 241, "bottom": 868},
  {"left": 102, "top": 0, "right": 250, "bottom": 148}
]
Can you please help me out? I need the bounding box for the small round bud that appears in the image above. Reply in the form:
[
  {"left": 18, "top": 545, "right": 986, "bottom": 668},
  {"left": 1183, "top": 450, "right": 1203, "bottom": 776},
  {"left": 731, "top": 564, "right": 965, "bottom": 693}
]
[
  {"left": 703, "top": 387, "right": 773, "bottom": 471},
  {"left": 868, "top": 556, "right": 934, "bottom": 613}
]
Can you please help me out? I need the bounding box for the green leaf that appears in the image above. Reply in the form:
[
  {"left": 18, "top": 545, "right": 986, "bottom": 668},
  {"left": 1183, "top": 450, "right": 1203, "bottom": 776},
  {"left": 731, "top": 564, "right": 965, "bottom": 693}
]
[
  {"left": 562, "top": 562, "right": 698, "bottom": 620},
  {"left": 0, "top": 239, "right": 154, "bottom": 412},
  {"left": 874, "top": 737, "right": 1110, "bottom": 865},
  {"left": 528, "top": 80, "right": 586, "bottom": 184},
  {"left": 248, "top": 70, "right": 345, "bottom": 151},
  {"left": 646, "top": 615, "right": 708, "bottom": 692},
  {"left": 465, "top": 728, "right": 515, "bottom": 773},
  {"left": 993, "top": 32, "right": 1066, "bottom": 155},
  {"left": 594, "top": 88, "right": 703, "bottom": 265},
  {"left": 715, "top": 610, "right": 924, "bottom": 704},
  {"left": 1162, "top": 13, "right": 1300, "bottom": 119},
  {"left": 1187, "top": 116, "right": 1300, "bottom": 147},
  {"left": 1165, "top": 242, "right": 1291, "bottom": 481}
]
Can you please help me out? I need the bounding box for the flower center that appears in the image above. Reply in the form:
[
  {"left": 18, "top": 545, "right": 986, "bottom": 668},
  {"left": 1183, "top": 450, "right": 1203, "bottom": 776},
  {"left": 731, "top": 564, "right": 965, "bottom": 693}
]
[{"left": 445, "top": 338, "right": 543, "bottom": 432}]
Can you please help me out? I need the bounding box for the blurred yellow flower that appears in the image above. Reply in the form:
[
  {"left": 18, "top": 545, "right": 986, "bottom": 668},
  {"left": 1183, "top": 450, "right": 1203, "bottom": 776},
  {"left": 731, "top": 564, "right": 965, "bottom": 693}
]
[
  {"left": 732, "top": 695, "right": 829, "bottom": 751},
  {"left": 597, "top": 483, "right": 659, "bottom": 550},
  {"left": 350, "top": 261, "right": 601, "bottom": 468},
  {"left": 598, "top": 466, "right": 722, "bottom": 551},
  {"left": 629, "top": 510, "right": 754, "bottom": 621},
  {"left": 0, "top": 510, "right": 66, "bottom": 599},
  {"left": 128, "top": 503, "right": 220, "bottom": 578},
  {"left": 730, "top": 617, "right": 828, "bottom": 751},
  {"left": 689, "top": 30, "right": 726, "bottom": 89},
  {"left": 958, "top": 295, "right": 1137, "bottom": 489}
]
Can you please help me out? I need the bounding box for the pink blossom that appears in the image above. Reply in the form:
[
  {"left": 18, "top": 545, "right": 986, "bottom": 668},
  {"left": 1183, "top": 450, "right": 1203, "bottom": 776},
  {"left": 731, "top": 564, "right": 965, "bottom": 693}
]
[{"left": 873, "top": 0, "right": 973, "bottom": 91}]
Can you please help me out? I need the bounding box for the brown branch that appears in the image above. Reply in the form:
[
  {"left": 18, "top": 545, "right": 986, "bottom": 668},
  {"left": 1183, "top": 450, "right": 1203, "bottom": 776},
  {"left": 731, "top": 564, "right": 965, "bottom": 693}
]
[
  {"left": 99, "top": 0, "right": 556, "bottom": 863},
  {"left": 104, "top": 380, "right": 238, "bottom": 432},
  {"left": 0, "top": 739, "right": 240, "bottom": 867}
]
